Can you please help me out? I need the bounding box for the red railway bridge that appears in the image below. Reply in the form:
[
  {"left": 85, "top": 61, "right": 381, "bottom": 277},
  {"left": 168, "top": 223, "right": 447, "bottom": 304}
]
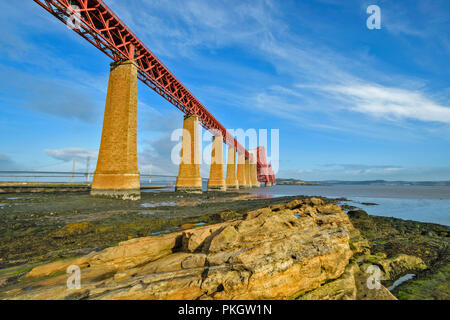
[{"left": 33, "top": 0, "right": 275, "bottom": 198}]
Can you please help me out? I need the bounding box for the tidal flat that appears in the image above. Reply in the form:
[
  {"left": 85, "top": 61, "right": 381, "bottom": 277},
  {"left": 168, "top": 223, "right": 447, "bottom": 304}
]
[
  {"left": 0, "top": 191, "right": 311, "bottom": 269},
  {"left": 0, "top": 191, "right": 448, "bottom": 299}
]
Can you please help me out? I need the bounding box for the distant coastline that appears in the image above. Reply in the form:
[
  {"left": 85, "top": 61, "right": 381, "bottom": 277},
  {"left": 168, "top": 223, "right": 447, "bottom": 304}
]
[
  {"left": 279, "top": 179, "right": 450, "bottom": 187},
  {"left": 276, "top": 179, "right": 320, "bottom": 186}
]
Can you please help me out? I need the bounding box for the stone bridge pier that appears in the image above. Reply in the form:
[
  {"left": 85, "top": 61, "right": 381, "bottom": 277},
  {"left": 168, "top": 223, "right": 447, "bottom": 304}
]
[
  {"left": 175, "top": 115, "right": 203, "bottom": 193},
  {"left": 250, "top": 149, "right": 260, "bottom": 188},
  {"left": 207, "top": 133, "right": 226, "bottom": 192},
  {"left": 225, "top": 146, "right": 239, "bottom": 190},
  {"left": 91, "top": 60, "right": 140, "bottom": 199},
  {"left": 237, "top": 152, "right": 249, "bottom": 189}
]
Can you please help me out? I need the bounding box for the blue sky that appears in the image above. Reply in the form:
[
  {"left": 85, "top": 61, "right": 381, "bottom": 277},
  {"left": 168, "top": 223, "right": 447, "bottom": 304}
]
[{"left": 0, "top": 0, "right": 449, "bottom": 181}]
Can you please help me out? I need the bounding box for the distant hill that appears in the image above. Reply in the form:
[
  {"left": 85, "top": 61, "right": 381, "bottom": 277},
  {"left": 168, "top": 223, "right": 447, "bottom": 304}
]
[
  {"left": 276, "top": 179, "right": 450, "bottom": 186},
  {"left": 276, "top": 178, "right": 320, "bottom": 186},
  {"left": 313, "top": 180, "right": 450, "bottom": 186}
]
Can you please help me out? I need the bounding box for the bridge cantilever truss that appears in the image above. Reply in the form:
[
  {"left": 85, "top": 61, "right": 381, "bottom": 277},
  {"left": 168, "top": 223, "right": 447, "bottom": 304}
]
[{"left": 33, "top": 0, "right": 274, "bottom": 182}]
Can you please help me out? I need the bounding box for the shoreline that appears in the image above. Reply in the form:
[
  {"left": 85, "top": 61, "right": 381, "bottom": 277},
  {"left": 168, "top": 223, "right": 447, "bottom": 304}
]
[{"left": 0, "top": 191, "right": 448, "bottom": 299}]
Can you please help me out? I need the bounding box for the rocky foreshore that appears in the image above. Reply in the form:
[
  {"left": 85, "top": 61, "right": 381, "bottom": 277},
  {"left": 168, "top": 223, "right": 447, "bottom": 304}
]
[
  {"left": 344, "top": 207, "right": 449, "bottom": 299},
  {"left": 0, "top": 193, "right": 448, "bottom": 300}
]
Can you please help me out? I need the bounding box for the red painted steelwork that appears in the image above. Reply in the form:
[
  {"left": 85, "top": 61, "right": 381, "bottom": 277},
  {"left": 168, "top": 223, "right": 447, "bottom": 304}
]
[
  {"left": 33, "top": 0, "right": 270, "bottom": 169},
  {"left": 268, "top": 165, "right": 276, "bottom": 184},
  {"left": 256, "top": 146, "right": 270, "bottom": 183}
]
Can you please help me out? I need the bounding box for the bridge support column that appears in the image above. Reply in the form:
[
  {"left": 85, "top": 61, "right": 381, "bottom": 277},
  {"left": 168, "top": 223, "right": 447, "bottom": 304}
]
[
  {"left": 250, "top": 149, "right": 260, "bottom": 188},
  {"left": 245, "top": 158, "right": 252, "bottom": 188},
  {"left": 237, "top": 153, "right": 248, "bottom": 188},
  {"left": 225, "top": 146, "right": 239, "bottom": 190},
  {"left": 207, "top": 134, "right": 226, "bottom": 192},
  {"left": 91, "top": 60, "right": 140, "bottom": 199},
  {"left": 175, "top": 115, "right": 202, "bottom": 193}
]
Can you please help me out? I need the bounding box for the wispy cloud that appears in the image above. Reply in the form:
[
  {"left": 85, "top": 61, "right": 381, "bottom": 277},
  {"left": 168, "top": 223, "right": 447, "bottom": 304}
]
[
  {"left": 322, "top": 164, "right": 403, "bottom": 170},
  {"left": 279, "top": 164, "right": 450, "bottom": 181},
  {"left": 2, "top": 0, "right": 449, "bottom": 181},
  {"left": 0, "top": 66, "right": 104, "bottom": 123},
  {"left": 106, "top": 0, "right": 450, "bottom": 134},
  {"left": 44, "top": 148, "right": 98, "bottom": 163},
  {"left": 107, "top": 0, "right": 281, "bottom": 58},
  {"left": 315, "top": 83, "right": 450, "bottom": 124}
]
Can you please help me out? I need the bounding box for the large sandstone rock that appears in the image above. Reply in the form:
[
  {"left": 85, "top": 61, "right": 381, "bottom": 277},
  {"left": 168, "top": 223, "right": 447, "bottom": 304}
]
[
  {"left": 3, "top": 198, "right": 359, "bottom": 300},
  {"left": 298, "top": 263, "right": 397, "bottom": 300}
]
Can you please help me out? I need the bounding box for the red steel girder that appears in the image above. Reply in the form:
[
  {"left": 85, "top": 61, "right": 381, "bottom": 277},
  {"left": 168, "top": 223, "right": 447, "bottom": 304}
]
[
  {"left": 256, "top": 146, "right": 270, "bottom": 183},
  {"left": 32, "top": 0, "right": 266, "bottom": 166},
  {"left": 267, "top": 165, "right": 275, "bottom": 184}
]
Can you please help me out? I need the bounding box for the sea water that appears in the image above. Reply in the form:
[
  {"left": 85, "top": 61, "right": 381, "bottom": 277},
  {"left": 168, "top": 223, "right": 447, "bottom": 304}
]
[{"left": 247, "top": 184, "right": 450, "bottom": 226}]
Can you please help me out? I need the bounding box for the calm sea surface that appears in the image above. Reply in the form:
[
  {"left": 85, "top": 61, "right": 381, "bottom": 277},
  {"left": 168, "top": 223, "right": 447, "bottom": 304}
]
[{"left": 246, "top": 184, "right": 450, "bottom": 226}]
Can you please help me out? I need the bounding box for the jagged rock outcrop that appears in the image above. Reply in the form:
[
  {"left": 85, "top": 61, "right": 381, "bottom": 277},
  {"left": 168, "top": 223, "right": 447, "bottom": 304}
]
[
  {"left": 358, "top": 253, "right": 427, "bottom": 281},
  {"left": 297, "top": 262, "right": 397, "bottom": 300},
  {"left": 1, "top": 198, "right": 393, "bottom": 300}
]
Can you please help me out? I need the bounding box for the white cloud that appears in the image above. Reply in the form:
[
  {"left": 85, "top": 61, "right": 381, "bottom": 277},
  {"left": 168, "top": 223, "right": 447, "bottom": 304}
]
[
  {"left": 91, "top": 0, "right": 450, "bottom": 133},
  {"left": 279, "top": 164, "right": 450, "bottom": 181},
  {"left": 317, "top": 84, "right": 450, "bottom": 124},
  {"left": 3, "top": 0, "right": 449, "bottom": 180},
  {"left": 107, "top": 0, "right": 280, "bottom": 58},
  {"left": 44, "top": 148, "right": 98, "bottom": 163}
]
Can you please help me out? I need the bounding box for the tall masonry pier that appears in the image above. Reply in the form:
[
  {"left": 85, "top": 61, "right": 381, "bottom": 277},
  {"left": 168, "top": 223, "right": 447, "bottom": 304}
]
[
  {"left": 237, "top": 152, "right": 249, "bottom": 188},
  {"left": 207, "top": 133, "right": 226, "bottom": 191},
  {"left": 91, "top": 60, "right": 140, "bottom": 199},
  {"left": 175, "top": 114, "right": 203, "bottom": 193},
  {"left": 225, "top": 146, "right": 239, "bottom": 190},
  {"left": 250, "top": 149, "right": 260, "bottom": 188}
]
